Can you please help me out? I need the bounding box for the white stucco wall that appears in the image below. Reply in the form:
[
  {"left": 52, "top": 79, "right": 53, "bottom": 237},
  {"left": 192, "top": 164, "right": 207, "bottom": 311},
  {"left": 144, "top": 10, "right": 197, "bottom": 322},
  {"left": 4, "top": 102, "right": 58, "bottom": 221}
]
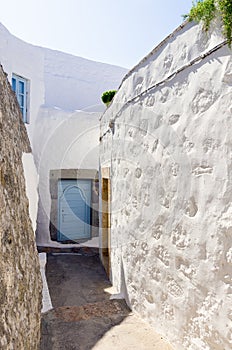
[
  {"left": 100, "top": 20, "right": 232, "bottom": 349},
  {"left": 0, "top": 22, "right": 127, "bottom": 138},
  {"left": 33, "top": 107, "right": 100, "bottom": 245},
  {"left": 44, "top": 48, "right": 128, "bottom": 112},
  {"left": 0, "top": 22, "right": 127, "bottom": 245},
  {"left": 0, "top": 24, "right": 45, "bottom": 142},
  {"left": 39, "top": 253, "right": 53, "bottom": 313},
  {"left": 22, "top": 153, "right": 39, "bottom": 232}
]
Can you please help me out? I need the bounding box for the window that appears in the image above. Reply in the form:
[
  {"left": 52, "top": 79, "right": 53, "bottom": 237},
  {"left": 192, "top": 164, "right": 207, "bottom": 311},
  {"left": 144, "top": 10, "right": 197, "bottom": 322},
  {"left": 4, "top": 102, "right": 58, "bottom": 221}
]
[{"left": 12, "top": 74, "right": 29, "bottom": 123}]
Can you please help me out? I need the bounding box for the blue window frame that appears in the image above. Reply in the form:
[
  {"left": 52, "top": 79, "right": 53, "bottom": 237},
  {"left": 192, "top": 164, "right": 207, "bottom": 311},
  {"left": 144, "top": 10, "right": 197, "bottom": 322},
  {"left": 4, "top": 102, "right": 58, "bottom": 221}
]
[{"left": 12, "top": 74, "right": 28, "bottom": 123}]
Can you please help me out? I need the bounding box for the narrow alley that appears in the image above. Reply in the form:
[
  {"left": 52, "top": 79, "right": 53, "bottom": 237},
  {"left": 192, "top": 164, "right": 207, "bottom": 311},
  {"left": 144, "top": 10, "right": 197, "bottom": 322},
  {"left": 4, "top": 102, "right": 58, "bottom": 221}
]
[{"left": 40, "top": 251, "right": 174, "bottom": 350}]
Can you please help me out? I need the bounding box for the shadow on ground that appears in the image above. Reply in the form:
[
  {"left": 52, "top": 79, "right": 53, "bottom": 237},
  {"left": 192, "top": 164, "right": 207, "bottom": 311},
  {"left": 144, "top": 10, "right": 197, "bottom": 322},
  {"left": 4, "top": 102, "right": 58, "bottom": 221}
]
[{"left": 40, "top": 253, "right": 130, "bottom": 350}]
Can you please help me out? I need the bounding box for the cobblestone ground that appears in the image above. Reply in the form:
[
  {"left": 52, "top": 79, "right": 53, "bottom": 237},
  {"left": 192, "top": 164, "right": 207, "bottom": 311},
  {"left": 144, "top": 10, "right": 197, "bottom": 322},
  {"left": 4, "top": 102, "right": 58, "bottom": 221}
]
[{"left": 40, "top": 253, "right": 174, "bottom": 350}]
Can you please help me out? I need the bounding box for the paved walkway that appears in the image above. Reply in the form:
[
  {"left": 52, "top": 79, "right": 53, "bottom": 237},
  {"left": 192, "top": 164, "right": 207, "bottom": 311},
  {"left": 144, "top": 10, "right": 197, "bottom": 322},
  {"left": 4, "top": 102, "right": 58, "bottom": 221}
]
[{"left": 40, "top": 253, "right": 174, "bottom": 350}]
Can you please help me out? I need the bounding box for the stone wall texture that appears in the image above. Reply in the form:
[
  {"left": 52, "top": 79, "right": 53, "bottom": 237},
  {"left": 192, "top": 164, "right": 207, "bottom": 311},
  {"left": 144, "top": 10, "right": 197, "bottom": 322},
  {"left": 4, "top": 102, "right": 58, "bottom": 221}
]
[
  {"left": 100, "top": 20, "right": 232, "bottom": 350},
  {"left": 0, "top": 65, "right": 42, "bottom": 349}
]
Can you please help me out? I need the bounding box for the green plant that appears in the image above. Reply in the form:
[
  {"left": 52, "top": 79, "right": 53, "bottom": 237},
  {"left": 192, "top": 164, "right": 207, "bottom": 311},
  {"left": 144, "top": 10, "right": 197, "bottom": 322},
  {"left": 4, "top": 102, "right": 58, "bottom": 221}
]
[
  {"left": 184, "top": 0, "right": 232, "bottom": 47},
  {"left": 218, "top": 0, "right": 232, "bottom": 46},
  {"left": 101, "top": 90, "right": 117, "bottom": 107}
]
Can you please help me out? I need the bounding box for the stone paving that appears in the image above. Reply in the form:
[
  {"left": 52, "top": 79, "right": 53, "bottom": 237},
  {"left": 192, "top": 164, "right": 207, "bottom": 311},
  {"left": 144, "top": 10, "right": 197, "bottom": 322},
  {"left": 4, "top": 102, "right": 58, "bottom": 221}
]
[{"left": 40, "top": 253, "right": 174, "bottom": 350}]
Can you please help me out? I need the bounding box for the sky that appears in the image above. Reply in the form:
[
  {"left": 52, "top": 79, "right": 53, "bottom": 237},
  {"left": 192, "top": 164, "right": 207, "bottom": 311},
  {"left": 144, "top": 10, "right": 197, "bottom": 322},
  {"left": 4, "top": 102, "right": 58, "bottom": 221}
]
[{"left": 0, "top": 0, "right": 193, "bottom": 69}]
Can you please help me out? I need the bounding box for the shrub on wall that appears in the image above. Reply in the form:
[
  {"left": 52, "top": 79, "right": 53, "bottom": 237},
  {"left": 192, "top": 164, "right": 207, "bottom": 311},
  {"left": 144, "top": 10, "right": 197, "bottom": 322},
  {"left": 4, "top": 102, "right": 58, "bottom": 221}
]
[
  {"left": 185, "top": 0, "right": 232, "bottom": 46},
  {"left": 101, "top": 90, "right": 117, "bottom": 107}
]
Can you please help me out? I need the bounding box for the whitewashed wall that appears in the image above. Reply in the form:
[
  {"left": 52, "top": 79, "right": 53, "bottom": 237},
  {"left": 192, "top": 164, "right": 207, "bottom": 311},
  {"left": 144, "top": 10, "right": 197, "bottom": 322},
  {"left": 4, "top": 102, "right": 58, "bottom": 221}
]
[
  {"left": 33, "top": 107, "right": 100, "bottom": 245},
  {"left": 100, "top": 20, "right": 232, "bottom": 350},
  {"left": 0, "top": 24, "right": 45, "bottom": 142},
  {"left": 0, "top": 22, "right": 127, "bottom": 140},
  {"left": 0, "top": 22, "right": 126, "bottom": 245},
  {"left": 22, "top": 153, "right": 39, "bottom": 232}
]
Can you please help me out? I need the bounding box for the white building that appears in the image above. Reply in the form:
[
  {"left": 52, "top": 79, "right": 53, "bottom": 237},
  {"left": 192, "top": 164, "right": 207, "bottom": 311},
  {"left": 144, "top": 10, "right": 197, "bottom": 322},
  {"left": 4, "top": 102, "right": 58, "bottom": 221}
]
[
  {"left": 99, "top": 19, "right": 232, "bottom": 350},
  {"left": 0, "top": 22, "right": 127, "bottom": 247}
]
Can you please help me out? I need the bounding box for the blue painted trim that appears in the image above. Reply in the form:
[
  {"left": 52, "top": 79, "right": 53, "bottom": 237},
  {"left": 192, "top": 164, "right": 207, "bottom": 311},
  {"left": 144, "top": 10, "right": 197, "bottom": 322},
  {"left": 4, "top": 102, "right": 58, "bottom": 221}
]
[{"left": 12, "top": 74, "right": 28, "bottom": 123}]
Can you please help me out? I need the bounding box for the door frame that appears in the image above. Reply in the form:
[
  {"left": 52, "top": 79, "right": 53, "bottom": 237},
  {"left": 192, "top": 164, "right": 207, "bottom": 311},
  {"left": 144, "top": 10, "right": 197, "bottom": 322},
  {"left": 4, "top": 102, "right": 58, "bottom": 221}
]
[
  {"left": 100, "top": 167, "right": 111, "bottom": 277},
  {"left": 49, "top": 169, "right": 99, "bottom": 243}
]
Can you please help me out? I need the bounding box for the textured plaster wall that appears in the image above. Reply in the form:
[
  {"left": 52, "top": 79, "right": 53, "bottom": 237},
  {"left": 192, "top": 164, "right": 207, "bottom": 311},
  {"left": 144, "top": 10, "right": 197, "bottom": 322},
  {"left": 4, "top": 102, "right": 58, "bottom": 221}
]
[
  {"left": 100, "top": 20, "right": 232, "bottom": 350},
  {"left": 0, "top": 65, "right": 42, "bottom": 349}
]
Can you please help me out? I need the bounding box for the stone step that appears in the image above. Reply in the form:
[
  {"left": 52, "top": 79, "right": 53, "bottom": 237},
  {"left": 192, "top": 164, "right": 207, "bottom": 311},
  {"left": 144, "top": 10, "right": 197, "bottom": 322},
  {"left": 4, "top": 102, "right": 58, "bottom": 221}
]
[{"left": 37, "top": 245, "right": 99, "bottom": 256}]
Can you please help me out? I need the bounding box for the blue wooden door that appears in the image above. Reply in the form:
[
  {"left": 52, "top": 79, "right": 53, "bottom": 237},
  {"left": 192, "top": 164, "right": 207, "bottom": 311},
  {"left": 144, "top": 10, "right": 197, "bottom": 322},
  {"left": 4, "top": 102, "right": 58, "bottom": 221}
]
[{"left": 58, "top": 180, "right": 91, "bottom": 241}]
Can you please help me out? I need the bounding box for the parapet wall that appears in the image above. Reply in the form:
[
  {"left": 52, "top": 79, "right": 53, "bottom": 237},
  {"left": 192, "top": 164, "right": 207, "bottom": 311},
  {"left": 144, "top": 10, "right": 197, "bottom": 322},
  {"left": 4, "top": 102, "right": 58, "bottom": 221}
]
[
  {"left": 100, "top": 20, "right": 232, "bottom": 350},
  {"left": 0, "top": 65, "right": 42, "bottom": 349}
]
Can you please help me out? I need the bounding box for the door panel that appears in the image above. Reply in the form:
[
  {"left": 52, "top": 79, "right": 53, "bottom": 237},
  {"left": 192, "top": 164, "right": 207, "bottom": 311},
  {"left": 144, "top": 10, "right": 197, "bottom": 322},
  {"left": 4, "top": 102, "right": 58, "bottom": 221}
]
[{"left": 58, "top": 179, "right": 91, "bottom": 241}]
